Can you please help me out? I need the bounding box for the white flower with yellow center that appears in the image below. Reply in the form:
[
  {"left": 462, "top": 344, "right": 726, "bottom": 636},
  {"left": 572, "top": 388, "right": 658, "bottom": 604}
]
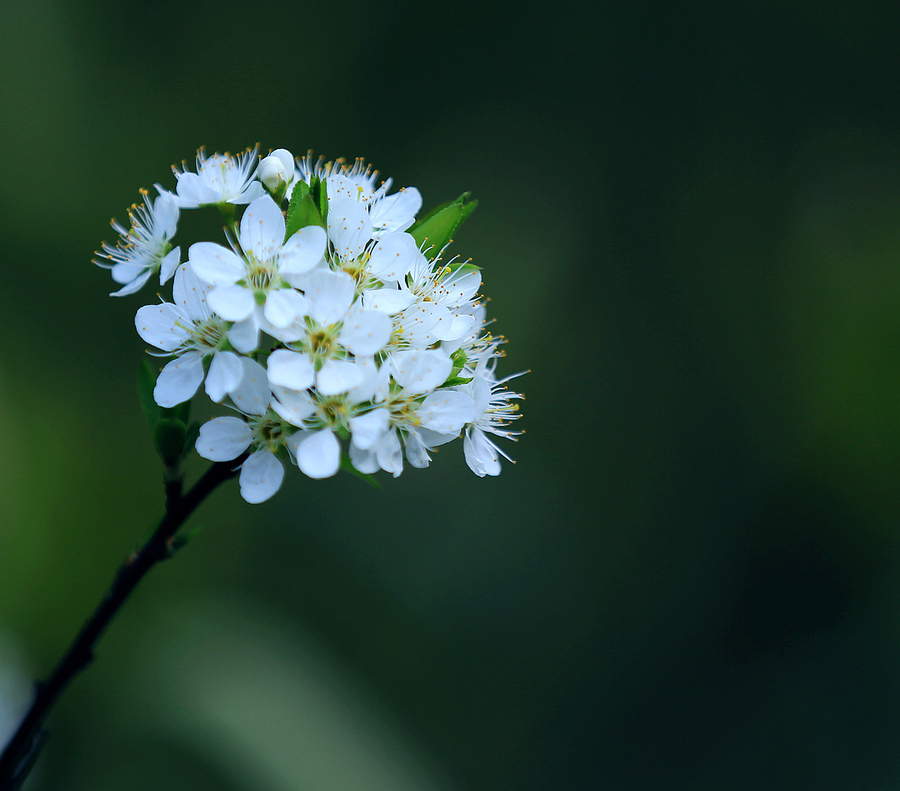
[
  {"left": 135, "top": 265, "right": 242, "bottom": 407},
  {"left": 266, "top": 269, "right": 391, "bottom": 396},
  {"left": 95, "top": 189, "right": 180, "bottom": 297},
  {"left": 172, "top": 147, "right": 266, "bottom": 209},
  {"left": 459, "top": 351, "right": 525, "bottom": 477},
  {"left": 188, "top": 195, "right": 326, "bottom": 350},
  {"left": 195, "top": 358, "right": 291, "bottom": 503}
]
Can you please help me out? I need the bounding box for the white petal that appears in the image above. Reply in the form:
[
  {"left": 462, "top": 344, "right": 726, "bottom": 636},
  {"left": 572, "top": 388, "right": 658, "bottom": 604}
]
[
  {"left": 208, "top": 284, "right": 255, "bottom": 322},
  {"left": 263, "top": 288, "right": 307, "bottom": 328},
  {"left": 196, "top": 416, "right": 252, "bottom": 461},
  {"left": 442, "top": 269, "right": 481, "bottom": 306},
  {"left": 348, "top": 408, "right": 390, "bottom": 451},
  {"left": 370, "top": 188, "right": 422, "bottom": 234},
  {"left": 362, "top": 286, "right": 416, "bottom": 315},
  {"left": 231, "top": 181, "right": 266, "bottom": 205},
  {"left": 271, "top": 386, "right": 316, "bottom": 427},
  {"left": 154, "top": 352, "right": 204, "bottom": 407},
  {"left": 188, "top": 242, "right": 244, "bottom": 285},
  {"left": 227, "top": 317, "right": 259, "bottom": 353},
  {"left": 305, "top": 269, "right": 355, "bottom": 326},
  {"left": 338, "top": 308, "right": 391, "bottom": 356},
  {"left": 464, "top": 428, "right": 502, "bottom": 477},
  {"left": 239, "top": 195, "right": 285, "bottom": 262},
  {"left": 405, "top": 303, "right": 454, "bottom": 345},
  {"left": 230, "top": 357, "right": 271, "bottom": 416},
  {"left": 390, "top": 349, "right": 453, "bottom": 395},
  {"left": 175, "top": 172, "right": 216, "bottom": 208},
  {"left": 418, "top": 390, "right": 477, "bottom": 435},
  {"left": 110, "top": 260, "right": 146, "bottom": 285},
  {"left": 443, "top": 312, "right": 476, "bottom": 344},
  {"left": 205, "top": 350, "right": 243, "bottom": 402},
  {"left": 135, "top": 303, "right": 189, "bottom": 351},
  {"left": 294, "top": 430, "right": 341, "bottom": 479},
  {"left": 159, "top": 246, "right": 182, "bottom": 285},
  {"left": 375, "top": 429, "right": 403, "bottom": 477},
  {"left": 326, "top": 196, "right": 372, "bottom": 261},
  {"left": 271, "top": 148, "right": 295, "bottom": 175},
  {"left": 239, "top": 451, "right": 285, "bottom": 503},
  {"left": 348, "top": 443, "right": 379, "bottom": 474},
  {"left": 404, "top": 429, "right": 432, "bottom": 469},
  {"left": 267, "top": 349, "right": 315, "bottom": 391},
  {"left": 366, "top": 232, "right": 420, "bottom": 282},
  {"left": 317, "top": 358, "right": 364, "bottom": 395},
  {"left": 153, "top": 190, "right": 180, "bottom": 235},
  {"left": 280, "top": 225, "right": 326, "bottom": 274},
  {"left": 172, "top": 263, "right": 211, "bottom": 320},
  {"left": 346, "top": 356, "right": 390, "bottom": 404},
  {"left": 109, "top": 268, "right": 152, "bottom": 297}
]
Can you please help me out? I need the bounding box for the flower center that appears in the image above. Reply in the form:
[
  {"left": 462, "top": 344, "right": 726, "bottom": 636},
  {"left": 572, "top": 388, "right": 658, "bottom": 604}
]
[
  {"left": 249, "top": 412, "right": 289, "bottom": 453},
  {"left": 188, "top": 316, "right": 228, "bottom": 353}
]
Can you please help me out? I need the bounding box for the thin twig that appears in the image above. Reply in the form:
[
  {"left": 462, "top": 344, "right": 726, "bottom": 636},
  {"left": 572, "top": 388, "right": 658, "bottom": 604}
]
[{"left": 0, "top": 454, "right": 247, "bottom": 790}]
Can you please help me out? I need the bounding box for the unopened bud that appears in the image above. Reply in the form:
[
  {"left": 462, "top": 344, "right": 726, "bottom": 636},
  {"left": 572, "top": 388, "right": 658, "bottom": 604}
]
[{"left": 259, "top": 149, "right": 294, "bottom": 192}]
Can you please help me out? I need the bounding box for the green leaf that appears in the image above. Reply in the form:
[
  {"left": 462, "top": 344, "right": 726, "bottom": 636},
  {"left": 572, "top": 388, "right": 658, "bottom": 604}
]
[
  {"left": 137, "top": 360, "right": 160, "bottom": 427},
  {"left": 340, "top": 454, "right": 381, "bottom": 490},
  {"left": 153, "top": 418, "right": 187, "bottom": 466},
  {"left": 311, "top": 176, "right": 328, "bottom": 226},
  {"left": 182, "top": 420, "right": 202, "bottom": 457},
  {"left": 450, "top": 348, "right": 468, "bottom": 377},
  {"left": 285, "top": 181, "right": 325, "bottom": 240},
  {"left": 167, "top": 399, "right": 191, "bottom": 425},
  {"left": 408, "top": 192, "right": 478, "bottom": 261},
  {"left": 441, "top": 375, "right": 474, "bottom": 388}
]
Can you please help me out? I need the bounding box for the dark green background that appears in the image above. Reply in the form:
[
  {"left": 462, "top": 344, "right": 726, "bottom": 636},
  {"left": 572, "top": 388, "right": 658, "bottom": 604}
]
[{"left": 2, "top": 1, "right": 900, "bottom": 788}]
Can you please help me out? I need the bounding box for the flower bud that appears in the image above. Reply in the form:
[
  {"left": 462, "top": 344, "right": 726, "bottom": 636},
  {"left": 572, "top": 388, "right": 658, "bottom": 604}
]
[{"left": 259, "top": 149, "right": 294, "bottom": 193}]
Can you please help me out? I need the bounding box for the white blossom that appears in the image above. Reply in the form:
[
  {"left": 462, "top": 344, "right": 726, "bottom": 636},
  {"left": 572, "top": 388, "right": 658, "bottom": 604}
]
[
  {"left": 135, "top": 265, "right": 242, "bottom": 406},
  {"left": 173, "top": 147, "right": 266, "bottom": 209},
  {"left": 95, "top": 190, "right": 180, "bottom": 296},
  {"left": 101, "top": 144, "right": 524, "bottom": 503},
  {"left": 188, "top": 194, "right": 326, "bottom": 343}
]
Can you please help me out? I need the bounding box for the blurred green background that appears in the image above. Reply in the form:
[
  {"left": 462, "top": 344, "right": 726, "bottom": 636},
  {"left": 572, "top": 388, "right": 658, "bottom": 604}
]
[{"left": 2, "top": 0, "right": 900, "bottom": 788}]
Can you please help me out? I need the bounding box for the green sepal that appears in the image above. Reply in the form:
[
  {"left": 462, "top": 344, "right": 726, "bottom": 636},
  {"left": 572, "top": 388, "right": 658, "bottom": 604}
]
[
  {"left": 285, "top": 181, "right": 325, "bottom": 240},
  {"left": 340, "top": 454, "right": 381, "bottom": 490},
  {"left": 137, "top": 360, "right": 161, "bottom": 427},
  {"left": 408, "top": 192, "right": 478, "bottom": 261},
  {"left": 153, "top": 418, "right": 187, "bottom": 467}
]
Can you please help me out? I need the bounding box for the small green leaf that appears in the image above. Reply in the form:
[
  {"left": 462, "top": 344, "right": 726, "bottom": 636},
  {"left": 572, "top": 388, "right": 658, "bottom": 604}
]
[
  {"left": 408, "top": 192, "right": 478, "bottom": 261},
  {"left": 340, "top": 454, "right": 381, "bottom": 489},
  {"left": 441, "top": 375, "right": 474, "bottom": 388},
  {"left": 183, "top": 420, "right": 202, "bottom": 457},
  {"left": 153, "top": 418, "right": 187, "bottom": 466},
  {"left": 167, "top": 399, "right": 191, "bottom": 426},
  {"left": 310, "top": 176, "right": 328, "bottom": 226},
  {"left": 137, "top": 360, "right": 160, "bottom": 427},
  {"left": 450, "top": 348, "right": 468, "bottom": 375},
  {"left": 446, "top": 261, "right": 482, "bottom": 276},
  {"left": 285, "top": 181, "right": 325, "bottom": 240}
]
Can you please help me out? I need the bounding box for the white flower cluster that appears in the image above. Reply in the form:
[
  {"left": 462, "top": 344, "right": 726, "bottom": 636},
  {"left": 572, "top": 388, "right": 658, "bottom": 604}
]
[{"left": 96, "top": 147, "right": 523, "bottom": 502}]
